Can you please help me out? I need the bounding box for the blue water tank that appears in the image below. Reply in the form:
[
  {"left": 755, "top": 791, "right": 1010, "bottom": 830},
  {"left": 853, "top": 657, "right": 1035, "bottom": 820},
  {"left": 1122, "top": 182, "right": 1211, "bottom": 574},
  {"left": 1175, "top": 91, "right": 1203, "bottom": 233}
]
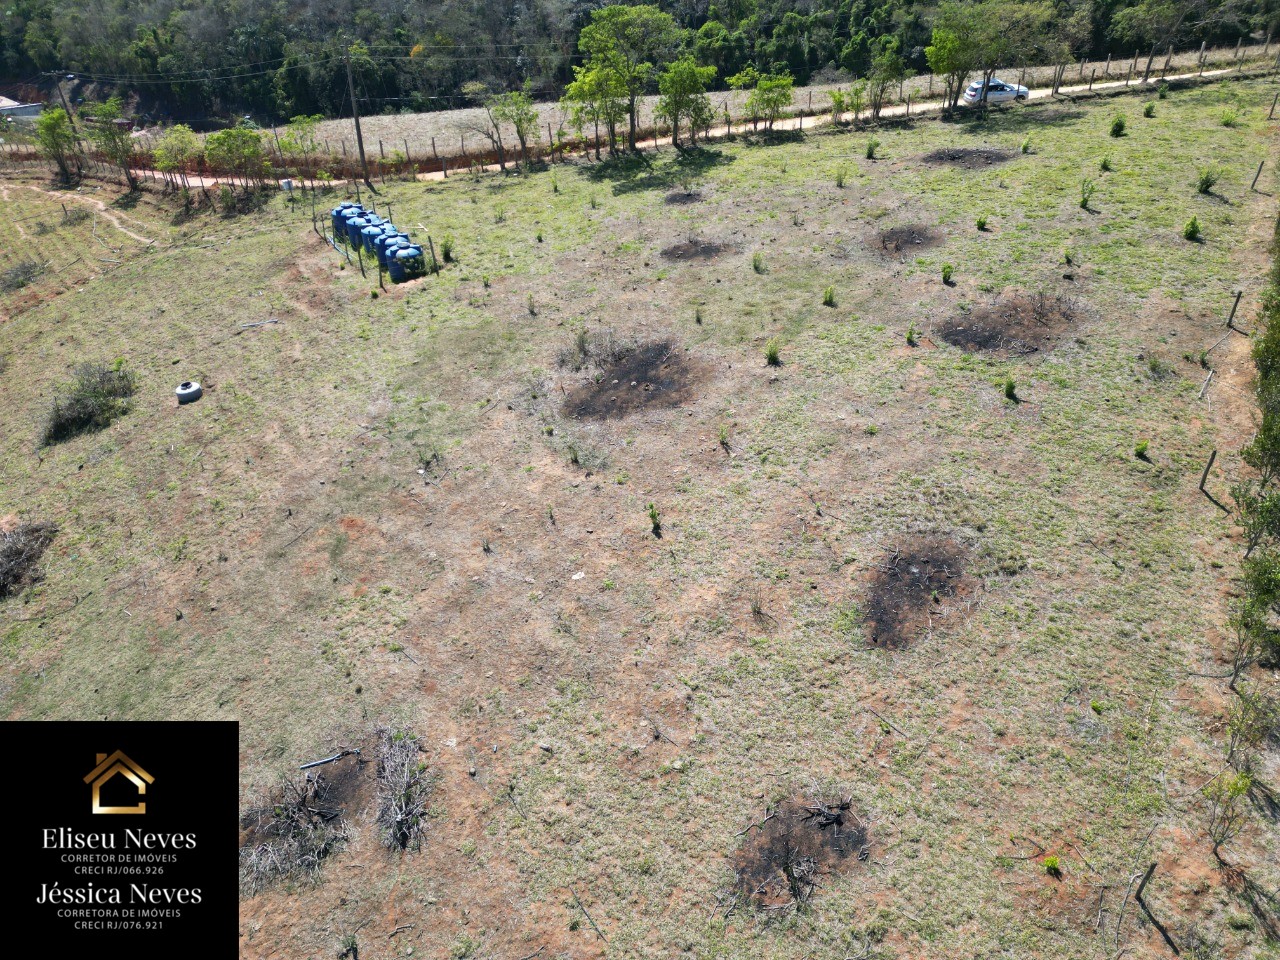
[
  {"left": 393, "top": 245, "right": 425, "bottom": 282},
  {"left": 374, "top": 229, "right": 399, "bottom": 265},
  {"left": 335, "top": 205, "right": 364, "bottom": 244},
  {"left": 381, "top": 238, "right": 407, "bottom": 270},
  {"left": 346, "top": 216, "right": 369, "bottom": 247},
  {"left": 361, "top": 223, "right": 384, "bottom": 253}
]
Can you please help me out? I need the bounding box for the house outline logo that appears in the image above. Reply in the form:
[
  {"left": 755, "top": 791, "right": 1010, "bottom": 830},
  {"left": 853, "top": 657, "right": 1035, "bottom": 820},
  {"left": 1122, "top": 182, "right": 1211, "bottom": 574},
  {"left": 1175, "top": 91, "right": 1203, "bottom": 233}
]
[{"left": 83, "top": 750, "right": 154, "bottom": 815}]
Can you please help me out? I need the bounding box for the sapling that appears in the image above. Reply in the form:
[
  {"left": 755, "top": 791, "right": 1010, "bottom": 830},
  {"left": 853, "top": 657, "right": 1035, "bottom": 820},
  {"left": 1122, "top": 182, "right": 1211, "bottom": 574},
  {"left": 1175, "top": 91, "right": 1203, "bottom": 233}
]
[{"left": 823, "top": 285, "right": 836, "bottom": 307}]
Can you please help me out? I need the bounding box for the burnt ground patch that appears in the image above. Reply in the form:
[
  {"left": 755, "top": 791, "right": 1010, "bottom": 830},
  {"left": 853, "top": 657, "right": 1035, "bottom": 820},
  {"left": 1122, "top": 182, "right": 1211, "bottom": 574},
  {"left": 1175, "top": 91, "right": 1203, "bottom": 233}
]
[
  {"left": 866, "top": 535, "right": 971, "bottom": 649},
  {"left": 563, "top": 341, "right": 700, "bottom": 420},
  {"left": 664, "top": 188, "right": 704, "bottom": 205},
  {"left": 660, "top": 238, "right": 730, "bottom": 261},
  {"left": 238, "top": 755, "right": 373, "bottom": 892},
  {"left": 921, "top": 147, "right": 1014, "bottom": 169},
  {"left": 734, "top": 797, "right": 869, "bottom": 911},
  {"left": 937, "top": 291, "right": 1081, "bottom": 355},
  {"left": 874, "top": 223, "right": 944, "bottom": 255}
]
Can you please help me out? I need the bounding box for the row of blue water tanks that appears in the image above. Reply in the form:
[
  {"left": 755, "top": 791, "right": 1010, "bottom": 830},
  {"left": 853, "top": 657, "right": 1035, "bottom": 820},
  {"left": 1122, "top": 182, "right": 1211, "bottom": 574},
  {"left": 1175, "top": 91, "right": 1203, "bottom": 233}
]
[{"left": 330, "top": 202, "right": 427, "bottom": 283}]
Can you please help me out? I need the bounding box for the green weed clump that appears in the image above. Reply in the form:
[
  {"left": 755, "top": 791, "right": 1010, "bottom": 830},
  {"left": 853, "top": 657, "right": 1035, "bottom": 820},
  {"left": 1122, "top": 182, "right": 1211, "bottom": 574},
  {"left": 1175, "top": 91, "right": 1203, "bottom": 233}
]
[
  {"left": 822, "top": 285, "right": 836, "bottom": 307},
  {"left": 866, "top": 137, "right": 880, "bottom": 160},
  {"left": 1221, "top": 108, "right": 1239, "bottom": 128},
  {"left": 835, "top": 166, "right": 847, "bottom": 188},
  {"left": 976, "top": 215, "right": 988, "bottom": 231},
  {"left": 647, "top": 503, "right": 661, "bottom": 536},
  {"left": 1135, "top": 439, "right": 1150, "bottom": 459},
  {"left": 1099, "top": 155, "right": 1112, "bottom": 172},
  {"left": 906, "top": 322, "right": 919, "bottom": 346},
  {"left": 752, "top": 251, "right": 766, "bottom": 274},
  {"left": 1080, "top": 179, "right": 1096, "bottom": 209},
  {"left": 1157, "top": 82, "right": 1169, "bottom": 99},
  {"left": 1184, "top": 216, "right": 1201, "bottom": 241},
  {"left": 1003, "top": 376, "right": 1017, "bottom": 400},
  {"left": 1044, "top": 854, "right": 1061, "bottom": 877},
  {"left": 764, "top": 338, "right": 782, "bottom": 366},
  {"left": 941, "top": 263, "right": 954, "bottom": 284},
  {"left": 1109, "top": 115, "right": 1126, "bottom": 137},
  {"left": 1196, "top": 166, "right": 1219, "bottom": 194},
  {"left": 440, "top": 236, "right": 455, "bottom": 262},
  {"left": 42, "top": 362, "right": 137, "bottom": 446},
  {"left": 1020, "top": 136, "right": 1032, "bottom": 154},
  {"left": 1143, "top": 102, "right": 1156, "bottom": 118}
]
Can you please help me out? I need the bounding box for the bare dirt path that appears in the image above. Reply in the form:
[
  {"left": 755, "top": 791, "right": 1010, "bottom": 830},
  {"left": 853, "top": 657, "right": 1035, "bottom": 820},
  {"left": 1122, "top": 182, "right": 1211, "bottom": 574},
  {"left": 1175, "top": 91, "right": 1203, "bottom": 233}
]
[{"left": 18, "top": 183, "right": 156, "bottom": 246}]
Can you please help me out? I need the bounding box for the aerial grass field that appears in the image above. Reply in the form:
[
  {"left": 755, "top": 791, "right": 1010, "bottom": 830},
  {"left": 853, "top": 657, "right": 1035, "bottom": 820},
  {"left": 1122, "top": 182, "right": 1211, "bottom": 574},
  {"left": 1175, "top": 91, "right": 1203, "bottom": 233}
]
[{"left": 2, "top": 75, "right": 1279, "bottom": 959}]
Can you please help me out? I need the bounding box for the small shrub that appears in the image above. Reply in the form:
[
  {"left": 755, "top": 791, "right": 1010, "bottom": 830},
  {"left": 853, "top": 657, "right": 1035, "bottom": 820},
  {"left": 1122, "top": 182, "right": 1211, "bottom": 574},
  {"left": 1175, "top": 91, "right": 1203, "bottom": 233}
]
[
  {"left": 42, "top": 362, "right": 137, "bottom": 446},
  {"left": 865, "top": 137, "right": 880, "bottom": 160},
  {"left": 647, "top": 503, "right": 661, "bottom": 536},
  {"left": 822, "top": 285, "right": 836, "bottom": 307},
  {"left": 1, "top": 260, "right": 41, "bottom": 292},
  {"left": 1080, "top": 178, "right": 1096, "bottom": 209},
  {"left": 718, "top": 424, "right": 731, "bottom": 452},
  {"left": 375, "top": 727, "right": 433, "bottom": 851},
  {"left": 494, "top": 208, "right": 507, "bottom": 223},
  {"left": 59, "top": 205, "right": 90, "bottom": 227},
  {"left": 1157, "top": 82, "right": 1169, "bottom": 99},
  {"left": 834, "top": 166, "right": 846, "bottom": 188},
  {"left": 906, "top": 322, "right": 919, "bottom": 346},
  {"left": 695, "top": 306, "right": 703, "bottom": 324},
  {"left": 1099, "top": 155, "right": 1112, "bottom": 172},
  {"left": 589, "top": 193, "right": 598, "bottom": 210},
  {"left": 527, "top": 293, "right": 536, "bottom": 315},
  {"left": 1020, "top": 136, "right": 1032, "bottom": 154},
  {"left": 551, "top": 174, "right": 559, "bottom": 194},
  {"left": 1221, "top": 108, "right": 1239, "bottom": 128},
  {"left": 1143, "top": 102, "right": 1156, "bottom": 118},
  {"left": 941, "top": 263, "right": 954, "bottom": 284},
  {"left": 864, "top": 423, "right": 878, "bottom": 435},
  {"left": 764, "top": 338, "right": 782, "bottom": 366},
  {"left": 1195, "top": 166, "right": 1219, "bottom": 194},
  {"left": 536, "top": 230, "right": 543, "bottom": 243},
  {"left": 1003, "top": 376, "right": 1017, "bottom": 400},
  {"left": 1109, "top": 115, "right": 1126, "bottom": 137},
  {"left": 1146, "top": 356, "right": 1175, "bottom": 380},
  {"left": 440, "top": 236, "right": 455, "bottom": 262},
  {"left": 1135, "top": 439, "right": 1150, "bottom": 459},
  {"left": 976, "top": 215, "right": 988, "bottom": 231},
  {"left": 1044, "top": 854, "right": 1061, "bottom": 876},
  {"left": 752, "top": 251, "right": 766, "bottom": 274},
  {"left": 1184, "top": 216, "right": 1201, "bottom": 241},
  {"left": 0, "top": 521, "right": 58, "bottom": 599}
]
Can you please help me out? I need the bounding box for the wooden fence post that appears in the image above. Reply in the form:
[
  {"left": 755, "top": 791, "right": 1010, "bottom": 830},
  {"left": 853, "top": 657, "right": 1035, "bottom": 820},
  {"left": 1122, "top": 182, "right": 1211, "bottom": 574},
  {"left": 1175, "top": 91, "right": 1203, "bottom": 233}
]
[
  {"left": 1251, "top": 160, "right": 1265, "bottom": 191},
  {"left": 1089, "top": 68, "right": 1096, "bottom": 91},
  {"left": 1269, "top": 91, "right": 1279, "bottom": 119},
  {"left": 1104, "top": 53, "right": 1111, "bottom": 77}
]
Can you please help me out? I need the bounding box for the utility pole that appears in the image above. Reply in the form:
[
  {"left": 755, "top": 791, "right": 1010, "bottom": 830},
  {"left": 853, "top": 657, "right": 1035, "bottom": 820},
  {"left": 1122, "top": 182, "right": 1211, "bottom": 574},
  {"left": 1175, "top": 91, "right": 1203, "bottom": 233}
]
[
  {"left": 345, "top": 51, "right": 375, "bottom": 191},
  {"left": 54, "top": 74, "right": 79, "bottom": 135}
]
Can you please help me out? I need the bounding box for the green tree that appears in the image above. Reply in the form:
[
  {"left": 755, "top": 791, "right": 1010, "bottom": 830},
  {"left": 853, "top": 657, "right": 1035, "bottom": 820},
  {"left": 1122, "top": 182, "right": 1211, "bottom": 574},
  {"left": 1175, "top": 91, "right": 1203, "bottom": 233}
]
[
  {"left": 926, "top": 3, "right": 982, "bottom": 111},
  {"left": 205, "top": 125, "right": 267, "bottom": 185},
  {"left": 34, "top": 106, "right": 79, "bottom": 185},
  {"left": 657, "top": 56, "right": 716, "bottom": 147},
  {"left": 152, "top": 124, "right": 203, "bottom": 187},
  {"left": 488, "top": 84, "right": 540, "bottom": 166},
  {"left": 867, "top": 38, "right": 909, "bottom": 119},
  {"left": 82, "top": 97, "right": 138, "bottom": 191},
  {"left": 1112, "top": 0, "right": 1230, "bottom": 83},
  {"left": 461, "top": 81, "right": 509, "bottom": 171},
  {"left": 744, "top": 72, "right": 794, "bottom": 131},
  {"left": 579, "top": 4, "right": 686, "bottom": 151},
  {"left": 562, "top": 64, "right": 628, "bottom": 159}
]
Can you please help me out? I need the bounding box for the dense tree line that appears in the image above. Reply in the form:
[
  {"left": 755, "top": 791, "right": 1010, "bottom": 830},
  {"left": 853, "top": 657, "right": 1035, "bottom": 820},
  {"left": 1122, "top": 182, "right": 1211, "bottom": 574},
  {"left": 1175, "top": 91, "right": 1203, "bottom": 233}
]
[{"left": 0, "top": 0, "right": 1275, "bottom": 123}]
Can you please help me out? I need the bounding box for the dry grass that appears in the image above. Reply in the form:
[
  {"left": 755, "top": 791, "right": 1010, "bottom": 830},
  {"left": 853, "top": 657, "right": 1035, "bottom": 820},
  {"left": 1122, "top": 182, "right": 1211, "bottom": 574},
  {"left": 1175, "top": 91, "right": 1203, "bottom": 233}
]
[{"left": 0, "top": 521, "right": 58, "bottom": 599}]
